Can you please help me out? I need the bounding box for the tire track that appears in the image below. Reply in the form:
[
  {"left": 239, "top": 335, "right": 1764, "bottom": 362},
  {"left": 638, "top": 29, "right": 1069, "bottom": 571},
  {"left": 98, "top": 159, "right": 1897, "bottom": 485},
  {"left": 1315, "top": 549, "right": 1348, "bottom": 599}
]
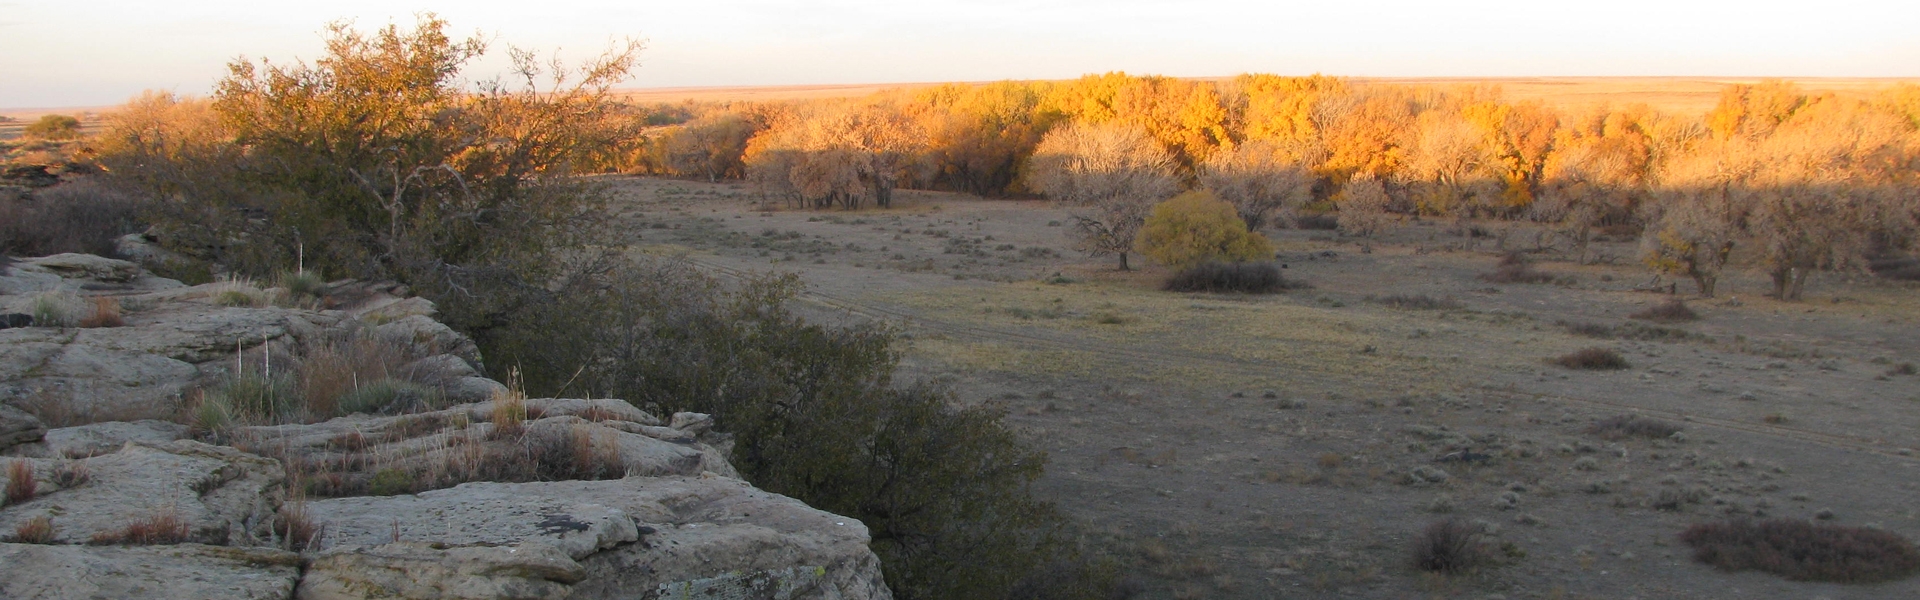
[{"left": 685, "top": 256, "right": 1920, "bottom": 464}]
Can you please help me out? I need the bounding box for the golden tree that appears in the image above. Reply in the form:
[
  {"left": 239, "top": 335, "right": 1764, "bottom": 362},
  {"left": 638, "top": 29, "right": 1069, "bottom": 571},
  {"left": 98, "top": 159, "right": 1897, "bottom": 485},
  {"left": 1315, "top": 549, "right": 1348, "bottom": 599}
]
[{"left": 1137, "top": 190, "right": 1274, "bottom": 268}]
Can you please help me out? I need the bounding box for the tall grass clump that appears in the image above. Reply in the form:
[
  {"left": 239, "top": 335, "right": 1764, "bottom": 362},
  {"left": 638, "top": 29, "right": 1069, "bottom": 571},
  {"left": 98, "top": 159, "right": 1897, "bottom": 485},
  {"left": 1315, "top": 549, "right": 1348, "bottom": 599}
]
[
  {"left": 30, "top": 292, "right": 83, "bottom": 327},
  {"left": 5, "top": 460, "right": 35, "bottom": 505},
  {"left": 1413, "top": 518, "right": 1494, "bottom": 575},
  {"left": 1162, "top": 261, "right": 1289, "bottom": 294},
  {"left": 79, "top": 296, "right": 125, "bottom": 328}
]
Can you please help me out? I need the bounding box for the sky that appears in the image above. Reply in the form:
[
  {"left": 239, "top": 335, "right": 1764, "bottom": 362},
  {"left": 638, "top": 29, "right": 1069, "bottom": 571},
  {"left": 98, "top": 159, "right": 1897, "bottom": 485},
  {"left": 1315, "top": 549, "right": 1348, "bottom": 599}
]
[{"left": 2, "top": 0, "right": 1917, "bottom": 108}]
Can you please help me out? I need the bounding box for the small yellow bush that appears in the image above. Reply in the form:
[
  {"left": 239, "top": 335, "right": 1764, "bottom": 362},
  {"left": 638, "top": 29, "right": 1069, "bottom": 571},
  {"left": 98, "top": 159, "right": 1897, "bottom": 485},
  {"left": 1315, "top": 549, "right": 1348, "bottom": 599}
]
[{"left": 1136, "top": 190, "right": 1274, "bottom": 269}]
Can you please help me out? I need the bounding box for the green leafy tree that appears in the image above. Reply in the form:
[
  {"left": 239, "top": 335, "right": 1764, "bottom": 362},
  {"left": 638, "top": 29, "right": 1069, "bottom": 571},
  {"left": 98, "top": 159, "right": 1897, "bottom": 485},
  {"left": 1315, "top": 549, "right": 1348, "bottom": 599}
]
[
  {"left": 23, "top": 114, "right": 81, "bottom": 140},
  {"left": 1137, "top": 190, "right": 1274, "bottom": 268}
]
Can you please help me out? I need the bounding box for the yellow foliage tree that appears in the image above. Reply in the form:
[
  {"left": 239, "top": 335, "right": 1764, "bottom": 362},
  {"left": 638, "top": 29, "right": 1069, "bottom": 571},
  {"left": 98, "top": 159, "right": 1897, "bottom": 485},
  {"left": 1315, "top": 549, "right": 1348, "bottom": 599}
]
[{"left": 1136, "top": 190, "right": 1274, "bottom": 269}]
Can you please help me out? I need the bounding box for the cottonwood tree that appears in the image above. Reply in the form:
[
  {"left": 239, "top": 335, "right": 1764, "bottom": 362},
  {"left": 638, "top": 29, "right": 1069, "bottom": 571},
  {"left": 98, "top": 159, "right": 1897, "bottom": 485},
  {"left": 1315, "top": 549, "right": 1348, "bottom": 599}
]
[
  {"left": 1641, "top": 144, "right": 1751, "bottom": 296},
  {"left": 663, "top": 113, "right": 758, "bottom": 182},
  {"left": 1026, "top": 122, "right": 1178, "bottom": 270},
  {"left": 744, "top": 102, "right": 920, "bottom": 209},
  {"left": 1742, "top": 101, "right": 1909, "bottom": 300},
  {"left": 1197, "top": 140, "right": 1314, "bottom": 230}
]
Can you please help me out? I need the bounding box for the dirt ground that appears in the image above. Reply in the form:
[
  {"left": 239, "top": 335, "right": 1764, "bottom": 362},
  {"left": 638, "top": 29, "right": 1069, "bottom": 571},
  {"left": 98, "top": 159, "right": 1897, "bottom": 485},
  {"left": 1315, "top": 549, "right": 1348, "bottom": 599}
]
[{"left": 606, "top": 176, "right": 1920, "bottom": 600}]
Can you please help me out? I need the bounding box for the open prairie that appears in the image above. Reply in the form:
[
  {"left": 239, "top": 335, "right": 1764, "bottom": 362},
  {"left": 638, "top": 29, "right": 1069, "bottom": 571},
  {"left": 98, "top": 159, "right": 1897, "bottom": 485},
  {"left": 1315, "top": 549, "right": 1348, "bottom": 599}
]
[{"left": 612, "top": 175, "right": 1920, "bottom": 600}]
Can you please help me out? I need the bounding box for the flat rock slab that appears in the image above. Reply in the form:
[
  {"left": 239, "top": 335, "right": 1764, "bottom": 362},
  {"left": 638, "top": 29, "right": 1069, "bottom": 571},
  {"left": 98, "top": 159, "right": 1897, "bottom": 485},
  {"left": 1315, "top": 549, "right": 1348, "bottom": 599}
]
[
  {"left": 0, "top": 440, "right": 284, "bottom": 546},
  {"left": 0, "top": 542, "right": 300, "bottom": 600},
  {"left": 6, "top": 419, "right": 192, "bottom": 458},
  {"left": 300, "top": 476, "right": 891, "bottom": 600}
]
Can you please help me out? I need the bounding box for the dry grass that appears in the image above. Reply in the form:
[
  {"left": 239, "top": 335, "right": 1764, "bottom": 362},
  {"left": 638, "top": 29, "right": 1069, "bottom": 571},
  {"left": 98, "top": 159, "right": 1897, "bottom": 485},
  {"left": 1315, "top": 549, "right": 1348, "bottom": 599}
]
[
  {"left": 79, "top": 296, "right": 124, "bottom": 328},
  {"left": 9, "top": 515, "right": 54, "bottom": 544},
  {"left": 1552, "top": 347, "right": 1631, "bottom": 370},
  {"left": 1372, "top": 294, "right": 1464, "bottom": 311},
  {"left": 1631, "top": 299, "right": 1699, "bottom": 323},
  {"left": 488, "top": 392, "right": 529, "bottom": 440},
  {"left": 275, "top": 502, "right": 325, "bottom": 552},
  {"left": 1413, "top": 518, "right": 1494, "bottom": 575},
  {"left": 296, "top": 332, "right": 421, "bottom": 417},
  {"left": 1585, "top": 415, "right": 1682, "bottom": 441},
  {"left": 89, "top": 507, "right": 191, "bottom": 545},
  {"left": 5, "top": 460, "right": 34, "bottom": 505},
  {"left": 1480, "top": 253, "right": 1555, "bottom": 284},
  {"left": 1682, "top": 519, "right": 1920, "bottom": 583},
  {"left": 50, "top": 459, "right": 90, "bottom": 488}
]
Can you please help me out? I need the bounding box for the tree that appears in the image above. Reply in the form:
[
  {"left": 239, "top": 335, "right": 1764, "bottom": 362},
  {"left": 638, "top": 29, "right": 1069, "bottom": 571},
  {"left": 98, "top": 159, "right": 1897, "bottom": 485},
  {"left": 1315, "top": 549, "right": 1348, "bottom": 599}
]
[
  {"left": 23, "top": 114, "right": 81, "bottom": 140},
  {"left": 1336, "top": 174, "right": 1392, "bottom": 248},
  {"left": 743, "top": 101, "right": 922, "bottom": 209},
  {"left": 1642, "top": 144, "right": 1750, "bottom": 296},
  {"left": 203, "top": 15, "right": 640, "bottom": 281},
  {"left": 662, "top": 112, "right": 758, "bottom": 182},
  {"left": 1197, "top": 140, "right": 1313, "bottom": 230},
  {"left": 1025, "top": 122, "right": 1178, "bottom": 270},
  {"left": 1137, "top": 190, "right": 1274, "bottom": 268}
]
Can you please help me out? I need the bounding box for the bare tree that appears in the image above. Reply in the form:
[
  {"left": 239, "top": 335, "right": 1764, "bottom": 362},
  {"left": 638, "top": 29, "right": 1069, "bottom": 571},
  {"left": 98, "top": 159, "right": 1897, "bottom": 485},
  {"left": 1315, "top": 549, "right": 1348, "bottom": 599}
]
[
  {"left": 743, "top": 103, "right": 920, "bottom": 209},
  {"left": 1336, "top": 174, "right": 1392, "bottom": 250},
  {"left": 1026, "top": 122, "right": 1178, "bottom": 270},
  {"left": 664, "top": 113, "right": 758, "bottom": 182},
  {"left": 1641, "top": 143, "right": 1751, "bottom": 296},
  {"left": 1197, "top": 140, "right": 1314, "bottom": 231}
]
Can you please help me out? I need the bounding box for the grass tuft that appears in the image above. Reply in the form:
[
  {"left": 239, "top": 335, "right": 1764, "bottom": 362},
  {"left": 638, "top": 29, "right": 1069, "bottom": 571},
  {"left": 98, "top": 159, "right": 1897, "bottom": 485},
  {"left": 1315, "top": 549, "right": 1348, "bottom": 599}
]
[
  {"left": 1632, "top": 298, "right": 1699, "bottom": 323},
  {"left": 5, "top": 460, "right": 35, "bottom": 505},
  {"left": 1413, "top": 518, "right": 1494, "bottom": 575},
  {"left": 79, "top": 296, "right": 124, "bottom": 328},
  {"left": 9, "top": 515, "right": 55, "bottom": 544},
  {"left": 1681, "top": 519, "right": 1920, "bottom": 583},
  {"left": 1372, "top": 294, "right": 1464, "bottom": 311},
  {"left": 1552, "top": 347, "right": 1631, "bottom": 370},
  {"left": 89, "top": 507, "right": 191, "bottom": 545}
]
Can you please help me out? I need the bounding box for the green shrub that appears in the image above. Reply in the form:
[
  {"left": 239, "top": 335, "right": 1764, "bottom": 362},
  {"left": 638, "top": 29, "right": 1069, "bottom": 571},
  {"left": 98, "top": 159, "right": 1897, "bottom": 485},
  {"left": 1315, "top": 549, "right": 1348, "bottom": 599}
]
[
  {"left": 23, "top": 114, "right": 80, "bottom": 140},
  {"left": 205, "top": 371, "right": 296, "bottom": 423},
  {"left": 1137, "top": 190, "right": 1274, "bottom": 269},
  {"left": 30, "top": 292, "right": 83, "bottom": 327},
  {"left": 367, "top": 468, "right": 414, "bottom": 496},
  {"left": 279, "top": 270, "right": 326, "bottom": 298},
  {"left": 334, "top": 379, "right": 439, "bottom": 415}
]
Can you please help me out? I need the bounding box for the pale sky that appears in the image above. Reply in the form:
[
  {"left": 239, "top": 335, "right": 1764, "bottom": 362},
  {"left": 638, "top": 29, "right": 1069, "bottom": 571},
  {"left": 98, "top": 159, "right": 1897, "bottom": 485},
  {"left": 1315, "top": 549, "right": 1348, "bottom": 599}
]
[{"left": 2, "top": 0, "right": 1916, "bottom": 108}]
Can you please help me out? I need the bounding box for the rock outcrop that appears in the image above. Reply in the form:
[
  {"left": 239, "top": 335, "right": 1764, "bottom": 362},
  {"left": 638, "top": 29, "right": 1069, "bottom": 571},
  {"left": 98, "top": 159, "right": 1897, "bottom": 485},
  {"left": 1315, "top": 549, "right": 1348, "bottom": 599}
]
[
  {"left": 0, "top": 254, "right": 893, "bottom": 600},
  {"left": 299, "top": 477, "right": 891, "bottom": 600}
]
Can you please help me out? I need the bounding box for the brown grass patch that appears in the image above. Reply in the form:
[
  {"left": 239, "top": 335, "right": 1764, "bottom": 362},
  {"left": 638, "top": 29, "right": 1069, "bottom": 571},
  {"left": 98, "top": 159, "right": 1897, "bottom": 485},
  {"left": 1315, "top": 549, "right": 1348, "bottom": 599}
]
[
  {"left": 1552, "top": 347, "right": 1631, "bottom": 370},
  {"left": 297, "top": 333, "right": 419, "bottom": 418},
  {"left": 79, "top": 297, "right": 124, "bottom": 328},
  {"left": 1631, "top": 299, "right": 1699, "bottom": 323},
  {"left": 9, "top": 515, "right": 55, "bottom": 544},
  {"left": 275, "top": 502, "right": 325, "bottom": 552},
  {"left": 1372, "top": 294, "right": 1464, "bottom": 311},
  {"left": 1681, "top": 519, "right": 1920, "bottom": 583},
  {"left": 5, "top": 460, "right": 35, "bottom": 504},
  {"left": 1480, "top": 253, "right": 1555, "bottom": 284},
  {"left": 89, "top": 507, "right": 191, "bottom": 545},
  {"left": 1586, "top": 415, "right": 1682, "bottom": 440}
]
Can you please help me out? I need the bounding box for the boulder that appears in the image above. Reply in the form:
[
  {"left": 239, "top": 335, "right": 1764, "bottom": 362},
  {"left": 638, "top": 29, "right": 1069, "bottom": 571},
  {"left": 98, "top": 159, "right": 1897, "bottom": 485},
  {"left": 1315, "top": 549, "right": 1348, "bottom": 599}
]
[
  {"left": 374, "top": 314, "right": 481, "bottom": 366},
  {"left": 26, "top": 253, "right": 142, "bottom": 283},
  {"left": 0, "top": 543, "right": 300, "bottom": 600},
  {"left": 5, "top": 419, "right": 191, "bottom": 458},
  {"left": 299, "top": 476, "right": 891, "bottom": 600},
  {"left": 0, "top": 403, "right": 46, "bottom": 451},
  {"left": 0, "top": 440, "right": 284, "bottom": 546}
]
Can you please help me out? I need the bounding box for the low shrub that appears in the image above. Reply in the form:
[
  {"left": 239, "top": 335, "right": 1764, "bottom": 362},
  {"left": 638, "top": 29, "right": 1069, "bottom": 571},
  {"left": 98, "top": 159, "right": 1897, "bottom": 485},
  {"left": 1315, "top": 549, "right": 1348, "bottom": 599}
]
[
  {"left": 279, "top": 269, "right": 327, "bottom": 298},
  {"left": 1413, "top": 518, "right": 1494, "bottom": 574},
  {"left": 1372, "top": 294, "right": 1464, "bottom": 311},
  {"left": 0, "top": 177, "right": 147, "bottom": 257},
  {"left": 9, "top": 515, "right": 55, "bottom": 543},
  {"left": 1632, "top": 298, "right": 1699, "bottom": 323},
  {"left": 5, "top": 460, "right": 35, "bottom": 504},
  {"left": 1681, "top": 519, "right": 1920, "bottom": 583},
  {"left": 1291, "top": 213, "right": 1340, "bottom": 230},
  {"left": 335, "top": 379, "right": 440, "bottom": 415},
  {"left": 1552, "top": 347, "right": 1631, "bottom": 370},
  {"left": 1586, "top": 415, "right": 1681, "bottom": 440},
  {"left": 50, "top": 459, "right": 91, "bottom": 488},
  {"left": 367, "top": 468, "right": 414, "bottom": 496},
  {"left": 1162, "top": 261, "right": 1290, "bottom": 294},
  {"left": 89, "top": 508, "right": 190, "bottom": 545},
  {"left": 1480, "top": 252, "right": 1554, "bottom": 284}
]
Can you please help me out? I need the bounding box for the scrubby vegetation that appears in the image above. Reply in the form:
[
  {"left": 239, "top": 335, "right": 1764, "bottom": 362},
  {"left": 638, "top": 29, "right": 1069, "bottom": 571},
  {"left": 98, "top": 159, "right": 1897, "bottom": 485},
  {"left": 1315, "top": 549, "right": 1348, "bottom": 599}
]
[
  {"left": 1552, "top": 347, "right": 1632, "bottom": 370},
  {"left": 1682, "top": 519, "right": 1920, "bottom": 583},
  {"left": 1136, "top": 190, "right": 1273, "bottom": 268},
  {"left": 1412, "top": 518, "right": 1494, "bottom": 575},
  {"left": 1585, "top": 415, "right": 1682, "bottom": 440},
  {"left": 1161, "top": 261, "right": 1289, "bottom": 294}
]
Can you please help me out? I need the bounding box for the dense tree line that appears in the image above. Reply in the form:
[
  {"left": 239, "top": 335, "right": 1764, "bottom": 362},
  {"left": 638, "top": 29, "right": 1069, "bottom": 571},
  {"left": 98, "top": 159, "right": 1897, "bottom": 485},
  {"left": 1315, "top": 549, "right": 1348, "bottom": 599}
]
[{"left": 641, "top": 75, "right": 1918, "bottom": 297}]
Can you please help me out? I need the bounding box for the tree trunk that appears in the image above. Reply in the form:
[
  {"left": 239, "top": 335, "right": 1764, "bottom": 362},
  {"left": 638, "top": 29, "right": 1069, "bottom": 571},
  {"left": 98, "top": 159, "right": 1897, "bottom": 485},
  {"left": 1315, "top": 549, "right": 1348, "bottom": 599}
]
[{"left": 1118, "top": 252, "right": 1130, "bottom": 271}]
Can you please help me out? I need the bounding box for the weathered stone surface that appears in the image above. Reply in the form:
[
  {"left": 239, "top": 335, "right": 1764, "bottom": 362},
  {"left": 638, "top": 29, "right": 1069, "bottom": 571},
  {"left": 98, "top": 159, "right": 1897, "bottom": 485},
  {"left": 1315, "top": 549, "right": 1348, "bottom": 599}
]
[
  {"left": 0, "top": 403, "right": 46, "bottom": 451},
  {"left": 374, "top": 315, "right": 480, "bottom": 365},
  {"left": 300, "top": 477, "right": 891, "bottom": 600},
  {"left": 0, "top": 440, "right": 284, "bottom": 546},
  {"left": 0, "top": 542, "right": 300, "bottom": 600},
  {"left": 26, "top": 253, "right": 142, "bottom": 283},
  {"left": 298, "top": 541, "right": 582, "bottom": 600},
  {"left": 5, "top": 419, "right": 191, "bottom": 458}
]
